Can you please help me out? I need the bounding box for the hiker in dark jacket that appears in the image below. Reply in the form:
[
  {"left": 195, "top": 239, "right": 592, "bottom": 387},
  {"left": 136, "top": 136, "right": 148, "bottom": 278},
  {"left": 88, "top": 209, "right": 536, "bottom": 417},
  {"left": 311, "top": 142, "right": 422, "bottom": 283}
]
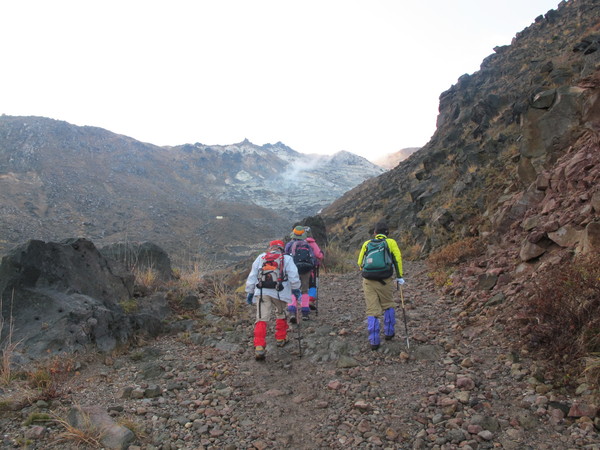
[
  {"left": 285, "top": 226, "right": 321, "bottom": 322},
  {"left": 305, "top": 234, "right": 324, "bottom": 311},
  {"left": 245, "top": 240, "right": 301, "bottom": 360},
  {"left": 357, "top": 221, "right": 403, "bottom": 350}
]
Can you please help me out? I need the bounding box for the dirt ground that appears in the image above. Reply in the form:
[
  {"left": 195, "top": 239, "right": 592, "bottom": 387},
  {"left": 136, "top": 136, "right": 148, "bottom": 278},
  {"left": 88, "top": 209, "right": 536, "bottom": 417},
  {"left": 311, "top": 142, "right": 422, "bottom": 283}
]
[{"left": 1, "top": 261, "right": 599, "bottom": 449}]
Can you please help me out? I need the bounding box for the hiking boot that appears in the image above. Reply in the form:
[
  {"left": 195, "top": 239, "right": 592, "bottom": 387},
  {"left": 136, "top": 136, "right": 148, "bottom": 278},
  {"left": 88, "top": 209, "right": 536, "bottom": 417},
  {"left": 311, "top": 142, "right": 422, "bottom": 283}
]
[
  {"left": 290, "top": 316, "right": 297, "bottom": 324},
  {"left": 371, "top": 344, "right": 380, "bottom": 351},
  {"left": 254, "top": 346, "right": 266, "bottom": 360},
  {"left": 385, "top": 333, "right": 395, "bottom": 341},
  {"left": 276, "top": 338, "right": 288, "bottom": 347},
  {"left": 302, "top": 315, "right": 309, "bottom": 321}
]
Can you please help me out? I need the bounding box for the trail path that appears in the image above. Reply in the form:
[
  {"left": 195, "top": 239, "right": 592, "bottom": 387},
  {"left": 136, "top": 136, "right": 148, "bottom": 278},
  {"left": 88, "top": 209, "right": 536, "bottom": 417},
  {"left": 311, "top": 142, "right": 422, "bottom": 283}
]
[{"left": 3, "top": 261, "right": 598, "bottom": 448}]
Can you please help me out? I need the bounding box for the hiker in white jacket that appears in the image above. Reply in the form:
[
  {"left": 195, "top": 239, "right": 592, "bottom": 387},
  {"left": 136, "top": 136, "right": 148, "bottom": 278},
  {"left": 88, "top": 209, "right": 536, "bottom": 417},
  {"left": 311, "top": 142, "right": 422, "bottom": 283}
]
[{"left": 245, "top": 240, "right": 301, "bottom": 360}]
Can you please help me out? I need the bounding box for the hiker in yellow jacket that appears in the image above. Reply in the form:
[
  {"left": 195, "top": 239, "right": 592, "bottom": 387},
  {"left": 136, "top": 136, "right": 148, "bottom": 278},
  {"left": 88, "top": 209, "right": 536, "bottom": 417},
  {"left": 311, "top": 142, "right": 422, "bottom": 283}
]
[{"left": 357, "top": 221, "right": 403, "bottom": 350}]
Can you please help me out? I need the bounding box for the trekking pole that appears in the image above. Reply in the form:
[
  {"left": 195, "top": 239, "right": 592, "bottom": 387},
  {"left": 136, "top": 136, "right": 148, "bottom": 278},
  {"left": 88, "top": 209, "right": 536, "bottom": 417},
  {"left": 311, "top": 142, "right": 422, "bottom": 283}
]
[
  {"left": 397, "top": 282, "right": 410, "bottom": 350},
  {"left": 315, "top": 266, "right": 319, "bottom": 317},
  {"left": 296, "top": 304, "right": 303, "bottom": 358}
]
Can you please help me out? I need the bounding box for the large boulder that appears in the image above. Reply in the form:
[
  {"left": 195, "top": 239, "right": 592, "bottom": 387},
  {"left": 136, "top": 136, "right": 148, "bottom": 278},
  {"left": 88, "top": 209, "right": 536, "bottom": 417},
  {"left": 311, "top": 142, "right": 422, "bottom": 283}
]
[
  {"left": 521, "top": 86, "right": 587, "bottom": 164},
  {"left": 100, "top": 241, "right": 175, "bottom": 282},
  {"left": 0, "top": 238, "right": 167, "bottom": 362}
]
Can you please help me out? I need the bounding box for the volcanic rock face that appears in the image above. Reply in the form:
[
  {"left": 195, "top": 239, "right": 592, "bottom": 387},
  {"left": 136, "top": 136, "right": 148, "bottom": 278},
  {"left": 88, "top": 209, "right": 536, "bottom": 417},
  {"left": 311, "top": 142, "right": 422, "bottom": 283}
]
[
  {"left": 0, "top": 238, "right": 169, "bottom": 361},
  {"left": 319, "top": 0, "right": 600, "bottom": 257},
  {"left": 172, "top": 140, "right": 384, "bottom": 217},
  {"left": 0, "top": 239, "right": 132, "bottom": 359},
  {"left": 0, "top": 117, "right": 382, "bottom": 262}
]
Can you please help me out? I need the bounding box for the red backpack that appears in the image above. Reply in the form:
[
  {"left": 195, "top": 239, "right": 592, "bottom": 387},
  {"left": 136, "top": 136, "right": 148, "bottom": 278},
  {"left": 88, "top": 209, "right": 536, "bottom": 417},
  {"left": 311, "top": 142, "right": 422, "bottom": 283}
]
[{"left": 256, "top": 251, "right": 286, "bottom": 291}]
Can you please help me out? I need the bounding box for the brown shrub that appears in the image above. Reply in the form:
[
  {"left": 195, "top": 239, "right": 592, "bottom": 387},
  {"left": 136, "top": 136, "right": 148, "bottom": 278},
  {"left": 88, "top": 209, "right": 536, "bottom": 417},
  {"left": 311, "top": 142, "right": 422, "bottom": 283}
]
[
  {"left": 27, "top": 355, "right": 76, "bottom": 401},
  {"left": 323, "top": 242, "right": 357, "bottom": 274},
  {"left": 427, "top": 237, "right": 483, "bottom": 270},
  {"left": 527, "top": 253, "right": 600, "bottom": 363}
]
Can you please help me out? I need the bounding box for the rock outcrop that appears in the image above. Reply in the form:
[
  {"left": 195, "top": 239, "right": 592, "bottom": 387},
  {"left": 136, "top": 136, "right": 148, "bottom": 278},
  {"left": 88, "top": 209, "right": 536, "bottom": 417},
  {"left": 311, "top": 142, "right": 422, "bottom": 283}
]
[
  {"left": 0, "top": 238, "right": 170, "bottom": 362},
  {"left": 100, "top": 241, "right": 175, "bottom": 282},
  {"left": 319, "top": 0, "right": 600, "bottom": 260}
]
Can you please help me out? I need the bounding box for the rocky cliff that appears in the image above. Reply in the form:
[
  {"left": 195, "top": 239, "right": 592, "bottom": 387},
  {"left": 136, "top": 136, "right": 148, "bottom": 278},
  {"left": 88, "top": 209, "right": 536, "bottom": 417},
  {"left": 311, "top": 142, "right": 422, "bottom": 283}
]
[{"left": 320, "top": 0, "right": 600, "bottom": 260}]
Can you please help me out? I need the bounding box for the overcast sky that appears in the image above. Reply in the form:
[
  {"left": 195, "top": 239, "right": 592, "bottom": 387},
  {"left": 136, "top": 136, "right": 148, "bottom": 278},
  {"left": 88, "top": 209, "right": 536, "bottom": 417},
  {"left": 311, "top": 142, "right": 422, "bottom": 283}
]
[{"left": 1, "top": 0, "right": 561, "bottom": 162}]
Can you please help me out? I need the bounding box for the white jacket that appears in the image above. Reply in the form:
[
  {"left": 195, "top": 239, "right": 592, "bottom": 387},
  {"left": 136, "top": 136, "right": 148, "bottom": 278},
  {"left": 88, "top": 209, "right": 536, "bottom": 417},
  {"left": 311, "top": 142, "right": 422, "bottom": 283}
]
[{"left": 245, "top": 253, "right": 301, "bottom": 303}]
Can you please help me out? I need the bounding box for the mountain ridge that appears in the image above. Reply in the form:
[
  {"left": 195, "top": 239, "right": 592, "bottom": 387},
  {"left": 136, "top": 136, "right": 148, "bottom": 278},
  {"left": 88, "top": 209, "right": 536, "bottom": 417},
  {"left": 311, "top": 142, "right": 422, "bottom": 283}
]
[{"left": 0, "top": 115, "right": 383, "bottom": 264}]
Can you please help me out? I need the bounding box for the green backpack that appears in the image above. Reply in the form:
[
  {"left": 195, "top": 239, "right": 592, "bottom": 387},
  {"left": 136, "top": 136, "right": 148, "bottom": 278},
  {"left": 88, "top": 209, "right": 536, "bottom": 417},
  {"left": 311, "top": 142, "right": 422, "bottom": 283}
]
[{"left": 361, "top": 238, "right": 394, "bottom": 280}]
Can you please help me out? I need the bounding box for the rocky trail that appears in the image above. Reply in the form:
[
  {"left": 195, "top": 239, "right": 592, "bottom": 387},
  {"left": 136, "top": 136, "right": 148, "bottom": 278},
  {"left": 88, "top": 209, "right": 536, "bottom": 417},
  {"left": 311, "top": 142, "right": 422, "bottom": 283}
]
[{"left": 2, "top": 261, "right": 599, "bottom": 449}]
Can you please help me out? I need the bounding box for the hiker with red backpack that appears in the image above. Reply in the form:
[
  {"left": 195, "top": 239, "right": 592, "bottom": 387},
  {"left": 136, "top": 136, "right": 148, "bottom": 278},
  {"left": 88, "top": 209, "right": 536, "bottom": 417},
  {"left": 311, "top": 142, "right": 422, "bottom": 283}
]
[
  {"left": 285, "top": 226, "right": 322, "bottom": 322},
  {"left": 357, "top": 221, "right": 403, "bottom": 350},
  {"left": 245, "top": 240, "right": 301, "bottom": 360}
]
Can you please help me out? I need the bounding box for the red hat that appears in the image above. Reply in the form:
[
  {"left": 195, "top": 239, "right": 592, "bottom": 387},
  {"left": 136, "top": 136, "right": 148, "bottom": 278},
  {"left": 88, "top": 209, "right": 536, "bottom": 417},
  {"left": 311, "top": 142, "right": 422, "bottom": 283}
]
[{"left": 269, "top": 240, "right": 284, "bottom": 249}]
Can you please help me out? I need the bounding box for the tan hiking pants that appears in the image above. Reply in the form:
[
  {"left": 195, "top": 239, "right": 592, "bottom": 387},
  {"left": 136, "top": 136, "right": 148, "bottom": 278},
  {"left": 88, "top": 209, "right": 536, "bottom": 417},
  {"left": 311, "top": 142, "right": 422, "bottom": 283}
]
[
  {"left": 362, "top": 276, "right": 395, "bottom": 316},
  {"left": 255, "top": 294, "right": 287, "bottom": 321}
]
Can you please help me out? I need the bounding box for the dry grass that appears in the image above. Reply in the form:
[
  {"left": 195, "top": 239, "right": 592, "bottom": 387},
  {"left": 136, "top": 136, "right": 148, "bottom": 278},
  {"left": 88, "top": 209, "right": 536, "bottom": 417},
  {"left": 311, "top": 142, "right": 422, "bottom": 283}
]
[
  {"left": 584, "top": 354, "right": 600, "bottom": 389},
  {"left": 117, "top": 415, "right": 146, "bottom": 440},
  {"left": 427, "top": 236, "right": 483, "bottom": 268},
  {"left": 119, "top": 298, "right": 139, "bottom": 314},
  {"left": 52, "top": 409, "right": 104, "bottom": 448},
  {"left": 426, "top": 237, "right": 483, "bottom": 287},
  {"left": 174, "top": 262, "right": 204, "bottom": 290},
  {"left": 0, "top": 292, "right": 21, "bottom": 386},
  {"left": 323, "top": 242, "right": 357, "bottom": 274},
  {"left": 134, "top": 267, "right": 159, "bottom": 290},
  {"left": 400, "top": 242, "right": 422, "bottom": 261},
  {"left": 206, "top": 270, "right": 243, "bottom": 318},
  {"left": 26, "top": 355, "right": 77, "bottom": 401},
  {"left": 427, "top": 269, "right": 454, "bottom": 288},
  {"left": 527, "top": 253, "right": 600, "bottom": 387}
]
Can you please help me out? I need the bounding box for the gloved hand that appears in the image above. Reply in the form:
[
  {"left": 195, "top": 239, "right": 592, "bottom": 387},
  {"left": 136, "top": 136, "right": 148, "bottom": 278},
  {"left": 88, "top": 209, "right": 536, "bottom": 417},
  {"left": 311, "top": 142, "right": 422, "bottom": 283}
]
[
  {"left": 396, "top": 278, "right": 405, "bottom": 285},
  {"left": 292, "top": 289, "right": 302, "bottom": 299},
  {"left": 246, "top": 293, "right": 254, "bottom": 305}
]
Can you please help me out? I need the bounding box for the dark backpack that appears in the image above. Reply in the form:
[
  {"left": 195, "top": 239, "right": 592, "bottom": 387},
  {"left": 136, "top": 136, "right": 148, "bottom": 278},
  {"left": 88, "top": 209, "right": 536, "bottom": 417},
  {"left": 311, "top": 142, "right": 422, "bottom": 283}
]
[
  {"left": 361, "top": 238, "right": 394, "bottom": 280},
  {"left": 256, "top": 251, "right": 286, "bottom": 291},
  {"left": 291, "top": 240, "right": 316, "bottom": 274}
]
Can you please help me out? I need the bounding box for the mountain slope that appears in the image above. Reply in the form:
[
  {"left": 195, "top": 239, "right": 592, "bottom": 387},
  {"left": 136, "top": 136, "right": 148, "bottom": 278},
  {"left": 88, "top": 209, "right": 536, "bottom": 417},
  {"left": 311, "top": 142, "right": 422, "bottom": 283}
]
[
  {"left": 315, "top": 0, "right": 600, "bottom": 381},
  {"left": 0, "top": 116, "right": 382, "bottom": 263},
  {"left": 373, "top": 147, "right": 420, "bottom": 169},
  {"left": 319, "top": 0, "right": 600, "bottom": 255}
]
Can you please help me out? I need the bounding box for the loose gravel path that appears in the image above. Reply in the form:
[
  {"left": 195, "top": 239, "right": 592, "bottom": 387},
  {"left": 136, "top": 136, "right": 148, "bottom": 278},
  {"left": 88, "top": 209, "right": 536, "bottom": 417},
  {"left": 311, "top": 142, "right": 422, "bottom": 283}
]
[{"left": 2, "top": 261, "right": 599, "bottom": 449}]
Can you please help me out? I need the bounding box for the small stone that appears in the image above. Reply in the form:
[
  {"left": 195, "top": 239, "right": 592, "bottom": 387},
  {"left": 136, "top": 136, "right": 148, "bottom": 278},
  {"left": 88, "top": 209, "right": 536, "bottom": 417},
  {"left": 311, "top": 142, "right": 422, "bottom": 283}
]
[
  {"left": 253, "top": 440, "right": 268, "bottom": 450},
  {"left": 24, "top": 426, "right": 46, "bottom": 440},
  {"left": 478, "top": 430, "right": 493, "bottom": 441},
  {"left": 456, "top": 377, "right": 475, "bottom": 390},
  {"left": 327, "top": 380, "right": 342, "bottom": 390},
  {"left": 354, "top": 400, "right": 371, "bottom": 410},
  {"left": 455, "top": 391, "right": 470, "bottom": 404},
  {"left": 432, "top": 413, "right": 444, "bottom": 424},
  {"left": 131, "top": 388, "right": 145, "bottom": 399},
  {"left": 460, "top": 358, "right": 474, "bottom": 368},
  {"left": 568, "top": 403, "right": 598, "bottom": 418},
  {"left": 506, "top": 428, "right": 524, "bottom": 440},
  {"left": 357, "top": 419, "right": 371, "bottom": 432},
  {"left": 548, "top": 408, "right": 565, "bottom": 425},
  {"left": 535, "top": 384, "right": 552, "bottom": 394},
  {"left": 385, "top": 428, "right": 398, "bottom": 440},
  {"left": 467, "top": 424, "right": 482, "bottom": 434}
]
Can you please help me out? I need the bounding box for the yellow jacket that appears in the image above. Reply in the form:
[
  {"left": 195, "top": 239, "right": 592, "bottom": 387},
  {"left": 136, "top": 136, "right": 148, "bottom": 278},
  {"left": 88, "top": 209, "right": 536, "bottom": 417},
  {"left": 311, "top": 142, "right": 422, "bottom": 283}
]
[{"left": 357, "top": 234, "right": 403, "bottom": 277}]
